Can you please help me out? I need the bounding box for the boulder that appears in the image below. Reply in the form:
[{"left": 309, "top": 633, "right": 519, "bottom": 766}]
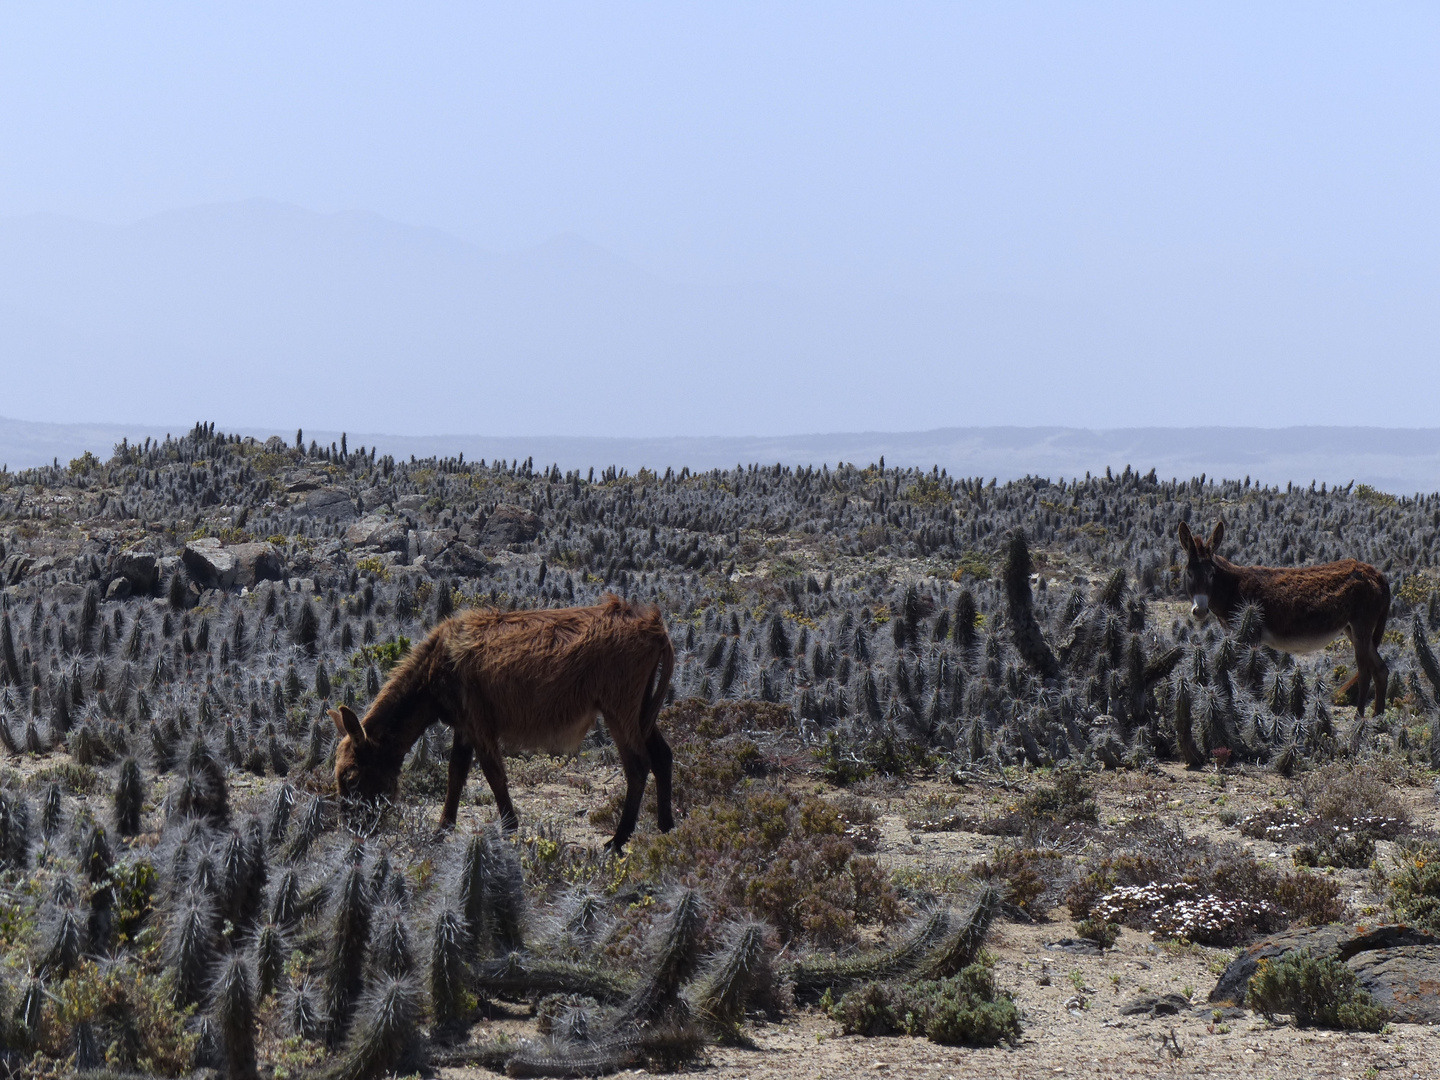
[
  {"left": 1347, "top": 944, "right": 1440, "bottom": 1023},
  {"left": 2, "top": 552, "right": 34, "bottom": 586},
  {"left": 437, "top": 542, "right": 491, "bottom": 579},
  {"left": 299, "top": 487, "right": 357, "bottom": 521},
  {"left": 345, "top": 516, "right": 409, "bottom": 554},
  {"left": 182, "top": 538, "right": 238, "bottom": 589},
  {"left": 1210, "top": 923, "right": 1440, "bottom": 1005},
  {"left": 229, "top": 542, "right": 283, "bottom": 587},
  {"left": 109, "top": 550, "right": 159, "bottom": 594},
  {"left": 474, "top": 504, "right": 542, "bottom": 547},
  {"left": 181, "top": 539, "right": 281, "bottom": 590}
]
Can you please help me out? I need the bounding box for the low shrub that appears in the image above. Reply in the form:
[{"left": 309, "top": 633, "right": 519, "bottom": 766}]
[
  {"left": 828, "top": 961, "right": 1021, "bottom": 1046},
  {"left": 1066, "top": 837, "right": 1344, "bottom": 944},
  {"left": 973, "top": 846, "right": 1066, "bottom": 918},
  {"left": 1247, "top": 949, "right": 1389, "bottom": 1031},
  {"left": 626, "top": 789, "right": 899, "bottom": 945},
  {"left": 1386, "top": 842, "right": 1440, "bottom": 930}
]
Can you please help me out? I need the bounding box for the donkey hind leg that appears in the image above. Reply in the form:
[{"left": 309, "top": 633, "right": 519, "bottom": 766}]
[
  {"left": 607, "top": 745, "right": 653, "bottom": 852},
  {"left": 647, "top": 729, "right": 674, "bottom": 833},
  {"left": 1360, "top": 619, "right": 1390, "bottom": 717},
  {"left": 1346, "top": 626, "right": 1373, "bottom": 718},
  {"left": 439, "top": 736, "right": 474, "bottom": 830},
  {"left": 472, "top": 740, "right": 519, "bottom": 833}
]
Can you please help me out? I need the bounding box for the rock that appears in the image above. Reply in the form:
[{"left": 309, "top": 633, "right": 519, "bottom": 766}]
[
  {"left": 1210, "top": 923, "right": 1440, "bottom": 1005},
  {"left": 1347, "top": 945, "right": 1440, "bottom": 1022},
  {"left": 105, "top": 577, "right": 132, "bottom": 600},
  {"left": 475, "top": 504, "right": 542, "bottom": 547},
  {"left": 396, "top": 494, "right": 426, "bottom": 513},
  {"left": 109, "top": 550, "right": 159, "bottom": 594},
  {"left": 346, "top": 516, "right": 408, "bottom": 553},
  {"left": 2, "top": 552, "right": 34, "bottom": 585},
  {"left": 416, "top": 529, "right": 458, "bottom": 558},
  {"left": 436, "top": 542, "right": 491, "bottom": 579},
  {"left": 181, "top": 539, "right": 279, "bottom": 590},
  {"left": 1118, "top": 993, "right": 1192, "bottom": 1017},
  {"left": 299, "top": 487, "right": 357, "bottom": 521},
  {"left": 1045, "top": 938, "right": 1107, "bottom": 955},
  {"left": 228, "top": 542, "right": 283, "bottom": 587},
  {"left": 183, "top": 539, "right": 238, "bottom": 589}
]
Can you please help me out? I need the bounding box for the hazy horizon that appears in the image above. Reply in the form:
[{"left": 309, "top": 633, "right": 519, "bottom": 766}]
[{"left": 5, "top": 414, "right": 1440, "bottom": 496}]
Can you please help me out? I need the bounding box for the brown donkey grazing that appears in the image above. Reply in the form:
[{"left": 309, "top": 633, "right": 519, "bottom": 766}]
[
  {"left": 1178, "top": 520, "right": 1391, "bottom": 716},
  {"left": 330, "top": 595, "right": 675, "bottom": 849}
]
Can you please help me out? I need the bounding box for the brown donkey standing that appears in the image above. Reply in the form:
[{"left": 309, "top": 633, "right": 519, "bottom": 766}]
[
  {"left": 331, "top": 595, "right": 675, "bottom": 849},
  {"left": 1178, "top": 520, "right": 1391, "bottom": 716}
]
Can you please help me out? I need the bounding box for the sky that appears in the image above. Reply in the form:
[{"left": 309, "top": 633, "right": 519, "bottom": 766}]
[{"left": 1, "top": 4, "right": 1438, "bottom": 433}]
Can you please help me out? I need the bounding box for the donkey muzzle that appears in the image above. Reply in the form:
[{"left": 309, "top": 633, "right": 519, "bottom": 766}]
[{"left": 1190, "top": 594, "right": 1210, "bottom": 620}]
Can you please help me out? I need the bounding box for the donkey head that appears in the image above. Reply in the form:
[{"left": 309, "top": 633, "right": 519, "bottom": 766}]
[
  {"left": 330, "top": 705, "right": 401, "bottom": 801},
  {"left": 1177, "top": 519, "right": 1225, "bottom": 621}
]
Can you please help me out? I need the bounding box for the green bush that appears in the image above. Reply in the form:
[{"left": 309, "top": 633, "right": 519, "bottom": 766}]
[
  {"left": 1247, "top": 949, "right": 1388, "bottom": 1031},
  {"left": 1386, "top": 844, "right": 1440, "bottom": 930},
  {"left": 829, "top": 961, "right": 1021, "bottom": 1047}
]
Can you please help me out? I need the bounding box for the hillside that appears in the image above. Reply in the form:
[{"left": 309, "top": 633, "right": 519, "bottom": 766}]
[{"left": 1, "top": 422, "right": 1439, "bottom": 1077}]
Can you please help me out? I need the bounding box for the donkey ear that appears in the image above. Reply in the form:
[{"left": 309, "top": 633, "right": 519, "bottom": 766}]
[
  {"left": 1208, "top": 519, "right": 1225, "bottom": 552},
  {"left": 1177, "top": 520, "right": 1195, "bottom": 554},
  {"left": 331, "top": 706, "right": 365, "bottom": 742}
]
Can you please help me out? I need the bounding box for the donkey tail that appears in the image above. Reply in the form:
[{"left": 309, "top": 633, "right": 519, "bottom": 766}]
[
  {"left": 1373, "top": 572, "right": 1392, "bottom": 649},
  {"left": 639, "top": 631, "right": 676, "bottom": 737}
]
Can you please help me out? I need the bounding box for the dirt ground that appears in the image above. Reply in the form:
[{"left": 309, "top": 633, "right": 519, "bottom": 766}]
[{"left": 406, "top": 750, "right": 1440, "bottom": 1080}]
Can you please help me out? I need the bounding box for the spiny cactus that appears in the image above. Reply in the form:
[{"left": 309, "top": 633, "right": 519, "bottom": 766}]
[
  {"left": 788, "top": 905, "right": 952, "bottom": 994},
  {"left": 0, "top": 789, "right": 32, "bottom": 870},
  {"left": 427, "top": 905, "right": 470, "bottom": 1032},
  {"left": 255, "top": 919, "right": 289, "bottom": 999},
  {"left": 284, "top": 976, "right": 323, "bottom": 1041},
  {"left": 322, "top": 858, "right": 374, "bottom": 1043},
  {"left": 113, "top": 756, "right": 145, "bottom": 836},
  {"left": 369, "top": 903, "right": 414, "bottom": 978},
  {"left": 455, "top": 829, "right": 526, "bottom": 956},
  {"left": 40, "top": 902, "right": 85, "bottom": 976},
  {"left": 919, "top": 881, "right": 1002, "bottom": 979},
  {"left": 613, "top": 887, "right": 704, "bottom": 1026},
  {"left": 209, "top": 952, "right": 258, "bottom": 1080},
  {"left": 502, "top": 1021, "right": 705, "bottom": 1078},
  {"left": 267, "top": 789, "right": 295, "bottom": 846},
  {"left": 269, "top": 868, "right": 302, "bottom": 928},
  {"left": 689, "top": 920, "right": 774, "bottom": 1033},
  {"left": 285, "top": 793, "right": 327, "bottom": 863},
  {"left": 166, "top": 890, "right": 219, "bottom": 1007},
  {"left": 324, "top": 975, "right": 420, "bottom": 1080}
]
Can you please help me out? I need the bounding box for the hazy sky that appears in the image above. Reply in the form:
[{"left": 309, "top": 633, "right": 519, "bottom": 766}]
[{"left": 2, "top": 4, "right": 1439, "bottom": 432}]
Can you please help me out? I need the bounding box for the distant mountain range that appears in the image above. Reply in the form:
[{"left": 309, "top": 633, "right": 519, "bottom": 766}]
[
  {"left": 6, "top": 198, "right": 1438, "bottom": 439},
  {"left": 4, "top": 415, "right": 1438, "bottom": 495}
]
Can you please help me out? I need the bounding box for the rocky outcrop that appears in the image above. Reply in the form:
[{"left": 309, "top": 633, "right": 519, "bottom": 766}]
[
  {"left": 1347, "top": 944, "right": 1440, "bottom": 1023},
  {"left": 108, "top": 550, "right": 159, "bottom": 595},
  {"left": 298, "top": 487, "right": 357, "bottom": 521},
  {"left": 1210, "top": 923, "right": 1440, "bottom": 1006},
  {"left": 182, "top": 539, "right": 283, "bottom": 590},
  {"left": 345, "top": 516, "right": 409, "bottom": 554},
  {"left": 465, "top": 504, "right": 541, "bottom": 547}
]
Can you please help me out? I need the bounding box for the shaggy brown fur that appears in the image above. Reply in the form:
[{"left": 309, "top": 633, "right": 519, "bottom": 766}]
[
  {"left": 1178, "top": 520, "right": 1391, "bottom": 716},
  {"left": 331, "top": 595, "right": 675, "bottom": 848}
]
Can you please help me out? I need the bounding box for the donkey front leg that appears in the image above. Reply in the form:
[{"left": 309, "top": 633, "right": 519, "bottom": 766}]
[
  {"left": 472, "top": 740, "right": 519, "bottom": 833},
  {"left": 607, "top": 747, "right": 652, "bottom": 851},
  {"left": 439, "top": 736, "right": 474, "bottom": 829}
]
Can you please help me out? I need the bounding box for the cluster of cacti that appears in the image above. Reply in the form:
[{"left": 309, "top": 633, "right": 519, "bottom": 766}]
[
  {"left": 2, "top": 423, "right": 1440, "bottom": 790},
  {"left": 3, "top": 422, "right": 1440, "bottom": 1069}
]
